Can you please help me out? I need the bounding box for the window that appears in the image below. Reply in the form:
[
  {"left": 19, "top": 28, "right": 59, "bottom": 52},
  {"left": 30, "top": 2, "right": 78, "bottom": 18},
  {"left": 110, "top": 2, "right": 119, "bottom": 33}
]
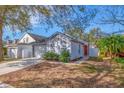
[
  {"left": 78, "top": 44, "right": 81, "bottom": 54},
  {"left": 61, "top": 40, "right": 66, "bottom": 48},
  {"left": 51, "top": 43, "right": 54, "bottom": 47}
]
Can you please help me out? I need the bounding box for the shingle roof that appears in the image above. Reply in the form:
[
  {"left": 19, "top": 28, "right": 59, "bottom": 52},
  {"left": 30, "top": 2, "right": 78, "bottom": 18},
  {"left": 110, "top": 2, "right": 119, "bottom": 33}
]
[
  {"left": 28, "top": 33, "right": 47, "bottom": 42},
  {"left": 48, "top": 32, "right": 87, "bottom": 44}
]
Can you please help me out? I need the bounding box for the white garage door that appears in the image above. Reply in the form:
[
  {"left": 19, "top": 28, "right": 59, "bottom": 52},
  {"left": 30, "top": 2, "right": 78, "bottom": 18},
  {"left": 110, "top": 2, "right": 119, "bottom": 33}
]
[
  {"left": 22, "top": 49, "right": 32, "bottom": 58},
  {"left": 9, "top": 48, "right": 17, "bottom": 58},
  {"left": 34, "top": 46, "right": 46, "bottom": 58}
]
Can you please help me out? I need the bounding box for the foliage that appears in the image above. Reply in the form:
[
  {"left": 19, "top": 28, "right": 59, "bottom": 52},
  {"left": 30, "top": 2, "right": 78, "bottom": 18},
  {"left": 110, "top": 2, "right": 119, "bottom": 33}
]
[
  {"left": 51, "top": 6, "right": 97, "bottom": 31},
  {"left": 113, "top": 57, "right": 124, "bottom": 64},
  {"left": 82, "top": 27, "right": 108, "bottom": 46},
  {"left": 88, "top": 56, "right": 103, "bottom": 62},
  {"left": 64, "top": 27, "right": 84, "bottom": 40},
  {"left": 3, "top": 47, "right": 7, "bottom": 56},
  {"left": 0, "top": 5, "right": 97, "bottom": 61},
  {"left": 79, "top": 65, "right": 97, "bottom": 73},
  {"left": 100, "top": 6, "right": 124, "bottom": 27},
  {"left": 43, "top": 51, "right": 59, "bottom": 61},
  {"left": 43, "top": 50, "right": 70, "bottom": 63},
  {"left": 0, "top": 6, "right": 51, "bottom": 32},
  {"left": 88, "top": 28, "right": 105, "bottom": 44},
  {"left": 59, "top": 49, "right": 70, "bottom": 63},
  {"left": 0, "top": 6, "right": 52, "bottom": 61},
  {"left": 96, "top": 35, "right": 124, "bottom": 58}
]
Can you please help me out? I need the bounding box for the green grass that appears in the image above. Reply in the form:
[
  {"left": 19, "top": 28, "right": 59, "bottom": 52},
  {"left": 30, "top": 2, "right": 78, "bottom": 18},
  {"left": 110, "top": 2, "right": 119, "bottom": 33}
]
[
  {"left": 87, "top": 57, "right": 103, "bottom": 62},
  {"left": 113, "top": 57, "right": 124, "bottom": 64},
  {"left": 3, "top": 58, "right": 20, "bottom": 61},
  {"left": 80, "top": 66, "right": 97, "bottom": 73},
  {"left": 78, "top": 64, "right": 101, "bottom": 73},
  {"left": 78, "top": 63, "right": 111, "bottom": 73},
  {"left": 0, "top": 57, "right": 21, "bottom": 63}
]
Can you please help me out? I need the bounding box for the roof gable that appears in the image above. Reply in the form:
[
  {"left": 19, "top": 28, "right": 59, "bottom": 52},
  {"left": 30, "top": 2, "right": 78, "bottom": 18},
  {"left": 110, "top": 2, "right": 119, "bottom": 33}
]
[
  {"left": 18, "top": 33, "right": 36, "bottom": 43},
  {"left": 18, "top": 32, "right": 47, "bottom": 44},
  {"left": 48, "top": 32, "right": 87, "bottom": 44},
  {"left": 28, "top": 33, "right": 47, "bottom": 42}
]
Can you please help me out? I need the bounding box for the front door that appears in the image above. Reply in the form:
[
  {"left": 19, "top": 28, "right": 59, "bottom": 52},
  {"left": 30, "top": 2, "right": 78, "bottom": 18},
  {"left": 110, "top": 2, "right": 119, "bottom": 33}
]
[{"left": 83, "top": 45, "right": 88, "bottom": 56}]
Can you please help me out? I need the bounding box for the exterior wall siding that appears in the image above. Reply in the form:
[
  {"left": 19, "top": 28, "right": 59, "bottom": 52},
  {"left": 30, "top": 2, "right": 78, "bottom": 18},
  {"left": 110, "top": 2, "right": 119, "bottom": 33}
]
[
  {"left": 19, "top": 34, "right": 35, "bottom": 43},
  {"left": 34, "top": 45, "right": 46, "bottom": 58},
  {"left": 71, "top": 41, "right": 83, "bottom": 60},
  {"left": 89, "top": 47, "right": 99, "bottom": 57},
  {"left": 47, "top": 34, "right": 71, "bottom": 54}
]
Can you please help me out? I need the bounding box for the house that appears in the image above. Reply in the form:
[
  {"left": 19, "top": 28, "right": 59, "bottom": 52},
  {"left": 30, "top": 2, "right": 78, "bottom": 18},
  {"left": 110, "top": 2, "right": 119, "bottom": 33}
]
[{"left": 6, "top": 32, "right": 99, "bottom": 60}]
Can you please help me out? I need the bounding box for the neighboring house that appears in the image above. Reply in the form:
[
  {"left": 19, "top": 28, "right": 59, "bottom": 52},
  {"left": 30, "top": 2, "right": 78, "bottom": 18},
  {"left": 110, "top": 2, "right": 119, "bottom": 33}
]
[{"left": 6, "top": 32, "right": 98, "bottom": 60}]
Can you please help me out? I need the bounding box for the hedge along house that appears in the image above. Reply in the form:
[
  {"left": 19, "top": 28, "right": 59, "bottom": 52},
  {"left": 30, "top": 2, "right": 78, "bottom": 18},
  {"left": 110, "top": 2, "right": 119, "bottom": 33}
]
[{"left": 6, "top": 32, "right": 99, "bottom": 60}]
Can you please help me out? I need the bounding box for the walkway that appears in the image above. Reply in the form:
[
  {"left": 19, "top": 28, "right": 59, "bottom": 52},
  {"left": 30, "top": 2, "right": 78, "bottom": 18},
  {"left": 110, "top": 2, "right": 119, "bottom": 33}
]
[
  {"left": 0, "top": 58, "right": 41, "bottom": 88},
  {"left": 0, "top": 58, "right": 41, "bottom": 75}
]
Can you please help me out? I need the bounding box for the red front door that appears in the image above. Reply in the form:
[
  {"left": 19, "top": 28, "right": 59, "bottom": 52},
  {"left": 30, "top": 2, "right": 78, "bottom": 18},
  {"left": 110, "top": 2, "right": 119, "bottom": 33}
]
[{"left": 83, "top": 45, "right": 88, "bottom": 56}]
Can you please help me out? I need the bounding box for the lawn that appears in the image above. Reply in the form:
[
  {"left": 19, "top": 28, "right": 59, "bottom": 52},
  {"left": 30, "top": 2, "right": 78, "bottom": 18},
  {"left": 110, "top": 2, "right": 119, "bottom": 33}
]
[{"left": 0, "top": 60, "right": 124, "bottom": 88}]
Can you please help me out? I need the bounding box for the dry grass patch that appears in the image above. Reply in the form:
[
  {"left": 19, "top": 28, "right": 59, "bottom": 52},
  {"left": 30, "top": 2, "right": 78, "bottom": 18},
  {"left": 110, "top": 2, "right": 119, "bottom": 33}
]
[{"left": 0, "top": 61, "right": 123, "bottom": 88}]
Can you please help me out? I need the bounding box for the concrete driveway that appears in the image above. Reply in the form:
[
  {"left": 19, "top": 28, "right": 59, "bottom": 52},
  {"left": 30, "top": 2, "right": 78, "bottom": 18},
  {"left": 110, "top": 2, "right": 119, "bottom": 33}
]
[{"left": 0, "top": 58, "right": 41, "bottom": 76}]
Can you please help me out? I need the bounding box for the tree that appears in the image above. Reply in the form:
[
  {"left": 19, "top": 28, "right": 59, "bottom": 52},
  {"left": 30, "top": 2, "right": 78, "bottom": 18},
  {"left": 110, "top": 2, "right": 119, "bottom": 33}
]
[
  {"left": 99, "top": 6, "right": 124, "bottom": 34},
  {"left": 64, "top": 27, "right": 84, "bottom": 40},
  {"left": 0, "top": 6, "right": 51, "bottom": 61},
  {"left": 0, "top": 5, "right": 96, "bottom": 61},
  {"left": 50, "top": 5, "right": 97, "bottom": 31},
  {"left": 97, "top": 35, "right": 124, "bottom": 59},
  {"left": 88, "top": 28, "right": 101, "bottom": 44},
  {"left": 83, "top": 27, "right": 108, "bottom": 45}
]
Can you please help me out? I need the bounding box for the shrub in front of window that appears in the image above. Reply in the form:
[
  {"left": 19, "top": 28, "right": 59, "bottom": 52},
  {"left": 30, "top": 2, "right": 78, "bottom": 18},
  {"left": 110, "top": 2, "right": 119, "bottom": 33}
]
[
  {"left": 59, "top": 49, "right": 70, "bottom": 63},
  {"left": 43, "top": 51, "right": 59, "bottom": 61}
]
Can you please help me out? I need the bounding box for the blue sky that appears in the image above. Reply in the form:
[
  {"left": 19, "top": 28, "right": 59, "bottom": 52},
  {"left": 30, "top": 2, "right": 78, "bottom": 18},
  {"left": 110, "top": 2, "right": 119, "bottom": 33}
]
[{"left": 3, "top": 5, "right": 124, "bottom": 40}]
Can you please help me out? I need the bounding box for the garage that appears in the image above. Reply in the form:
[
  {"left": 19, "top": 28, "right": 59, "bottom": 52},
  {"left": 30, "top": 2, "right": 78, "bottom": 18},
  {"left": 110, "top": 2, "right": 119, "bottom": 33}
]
[
  {"left": 34, "top": 45, "right": 46, "bottom": 58},
  {"left": 22, "top": 49, "right": 32, "bottom": 58},
  {"left": 8, "top": 48, "right": 17, "bottom": 58},
  {"left": 21, "top": 45, "right": 33, "bottom": 58}
]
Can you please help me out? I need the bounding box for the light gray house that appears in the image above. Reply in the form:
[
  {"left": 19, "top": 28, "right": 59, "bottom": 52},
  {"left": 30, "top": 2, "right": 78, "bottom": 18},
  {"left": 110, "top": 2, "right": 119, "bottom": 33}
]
[{"left": 6, "top": 32, "right": 99, "bottom": 60}]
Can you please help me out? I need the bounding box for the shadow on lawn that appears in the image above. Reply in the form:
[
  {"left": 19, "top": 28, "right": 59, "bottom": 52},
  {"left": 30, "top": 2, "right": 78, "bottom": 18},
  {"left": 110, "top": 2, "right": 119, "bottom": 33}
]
[
  {"left": 13, "top": 71, "right": 115, "bottom": 88},
  {"left": 50, "top": 73, "right": 115, "bottom": 88},
  {"left": 15, "top": 62, "right": 119, "bottom": 87},
  {"left": 2, "top": 61, "right": 122, "bottom": 88},
  {"left": 26, "top": 62, "right": 74, "bottom": 71}
]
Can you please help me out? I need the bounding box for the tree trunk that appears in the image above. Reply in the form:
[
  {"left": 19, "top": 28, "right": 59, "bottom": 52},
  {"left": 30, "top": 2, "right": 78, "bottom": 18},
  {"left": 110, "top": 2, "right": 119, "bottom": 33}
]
[{"left": 0, "top": 20, "right": 3, "bottom": 62}]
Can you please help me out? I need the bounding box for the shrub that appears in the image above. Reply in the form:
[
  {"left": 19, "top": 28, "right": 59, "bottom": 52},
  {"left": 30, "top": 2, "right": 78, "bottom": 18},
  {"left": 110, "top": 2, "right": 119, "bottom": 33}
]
[
  {"left": 88, "top": 56, "right": 103, "bottom": 62},
  {"left": 3, "top": 47, "right": 7, "bottom": 56},
  {"left": 59, "top": 50, "right": 70, "bottom": 63},
  {"left": 43, "top": 51, "right": 59, "bottom": 61},
  {"left": 113, "top": 57, "right": 124, "bottom": 64}
]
